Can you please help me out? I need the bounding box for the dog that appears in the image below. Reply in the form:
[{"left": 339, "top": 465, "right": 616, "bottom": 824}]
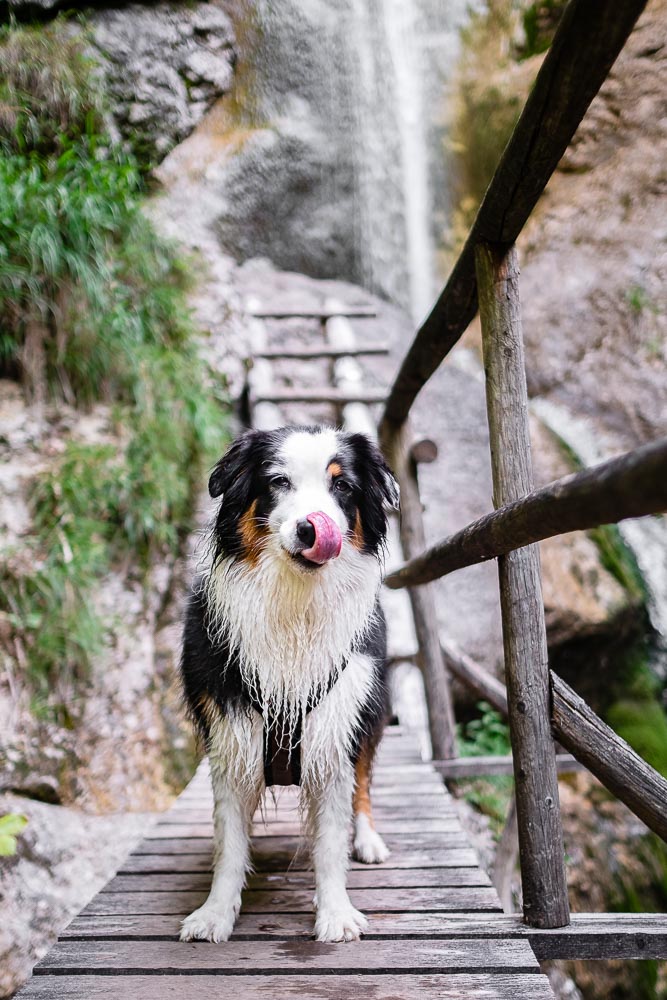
[{"left": 179, "top": 425, "right": 399, "bottom": 943}]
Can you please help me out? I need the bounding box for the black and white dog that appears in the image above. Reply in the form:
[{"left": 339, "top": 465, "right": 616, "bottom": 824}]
[{"left": 179, "top": 425, "right": 399, "bottom": 943}]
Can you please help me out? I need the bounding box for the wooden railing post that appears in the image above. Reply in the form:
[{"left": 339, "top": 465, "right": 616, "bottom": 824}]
[
  {"left": 476, "top": 241, "right": 570, "bottom": 929},
  {"left": 385, "top": 426, "right": 457, "bottom": 760}
]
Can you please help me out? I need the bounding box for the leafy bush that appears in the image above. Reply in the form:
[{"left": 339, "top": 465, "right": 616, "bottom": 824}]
[
  {"left": 0, "top": 21, "right": 228, "bottom": 706},
  {"left": 455, "top": 702, "right": 514, "bottom": 830},
  {"left": 0, "top": 19, "right": 103, "bottom": 156}
]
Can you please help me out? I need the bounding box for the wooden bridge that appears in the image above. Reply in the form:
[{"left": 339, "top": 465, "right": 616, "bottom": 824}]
[{"left": 16, "top": 0, "right": 667, "bottom": 996}]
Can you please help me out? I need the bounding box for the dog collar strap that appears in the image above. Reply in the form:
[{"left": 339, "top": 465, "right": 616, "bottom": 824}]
[{"left": 242, "top": 660, "right": 348, "bottom": 787}]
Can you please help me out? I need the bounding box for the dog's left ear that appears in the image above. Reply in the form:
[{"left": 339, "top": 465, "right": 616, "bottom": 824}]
[
  {"left": 348, "top": 433, "right": 400, "bottom": 511},
  {"left": 379, "top": 463, "right": 400, "bottom": 511},
  {"left": 209, "top": 431, "right": 263, "bottom": 499}
]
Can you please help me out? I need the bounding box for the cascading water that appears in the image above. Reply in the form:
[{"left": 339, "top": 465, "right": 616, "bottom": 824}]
[
  {"left": 346, "top": 0, "right": 472, "bottom": 321},
  {"left": 194, "top": 0, "right": 473, "bottom": 323}
]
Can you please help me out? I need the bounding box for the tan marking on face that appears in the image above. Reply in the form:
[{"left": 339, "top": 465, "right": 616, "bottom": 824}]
[
  {"left": 239, "top": 498, "right": 267, "bottom": 565},
  {"left": 327, "top": 461, "right": 342, "bottom": 478},
  {"left": 353, "top": 742, "right": 375, "bottom": 826},
  {"left": 351, "top": 509, "right": 365, "bottom": 551}
]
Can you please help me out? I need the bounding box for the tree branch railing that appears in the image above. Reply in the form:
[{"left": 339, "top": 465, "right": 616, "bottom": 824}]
[
  {"left": 385, "top": 437, "right": 667, "bottom": 590},
  {"left": 376, "top": 0, "right": 662, "bottom": 941}
]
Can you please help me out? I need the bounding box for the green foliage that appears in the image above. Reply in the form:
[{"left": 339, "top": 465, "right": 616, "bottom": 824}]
[
  {"left": 608, "top": 697, "right": 667, "bottom": 779},
  {"left": 455, "top": 702, "right": 514, "bottom": 831},
  {"left": 457, "top": 701, "right": 512, "bottom": 758},
  {"left": 588, "top": 524, "right": 648, "bottom": 604},
  {"left": 0, "top": 19, "right": 103, "bottom": 156},
  {"left": 0, "top": 20, "right": 229, "bottom": 708},
  {"left": 519, "top": 0, "right": 567, "bottom": 60},
  {"left": 626, "top": 283, "right": 656, "bottom": 315},
  {"left": 0, "top": 813, "right": 28, "bottom": 856}
]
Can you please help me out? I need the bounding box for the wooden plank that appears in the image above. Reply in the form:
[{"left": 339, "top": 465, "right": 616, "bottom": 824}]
[
  {"left": 252, "top": 388, "right": 386, "bottom": 405},
  {"left": 146, "top": 818, "right": 464, "bottom": 839},
  {"left": 249, "top": 305, "right": 377, "bottom": 319},
  {"left": 257, "top": 345, "right": 388, "bottom": 360},
  {"left": 15, "top": 973, "right": 557, "bottom": 999},
  {"left": 82, "top": 886, "right": 502, "bottom": 916},
  {"left": 551, "top": 672, "right": 667, "bottom": 842},
  {"left": 105, "top": 867, "right": 492, "bottom": 893},
  {"left": 130, "top": 839, "right": 480, "bottom": 869},
  {"left": 477, "top": 241, "right": 569, "bottom": 930},
  {"left": 36, "top": 937, "right": 538, "bottom": 974},
  {"left": 60, "top": 911, "right": 667, "bottom": 960},
  {"left": 119, "top": 846, "right": 481, "bottom": 872},
  {"left": 61, "top": 910, "right": 513, "bottom": 940},
  {"left": 378, "top": 0, "right": 648, "bottom": 439},
  {"left": 433, "top": 754, "right": 585, "bottom": 779},
  {"left": 384, "top": 438, "right": 667, "bottom": 589}
]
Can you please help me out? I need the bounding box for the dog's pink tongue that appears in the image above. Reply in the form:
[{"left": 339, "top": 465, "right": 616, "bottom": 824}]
[{"left": 302, "top": 511, "right": 342, "bottom": 564}]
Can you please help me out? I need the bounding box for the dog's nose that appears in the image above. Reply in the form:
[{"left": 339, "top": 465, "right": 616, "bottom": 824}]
[{"left": 296, "top": 518, "right": 316, "bottom": 548}]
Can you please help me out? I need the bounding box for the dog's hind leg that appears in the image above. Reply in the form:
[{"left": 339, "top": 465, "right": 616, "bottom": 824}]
[
  {"left": 306, "top": 764, "right": 369, "bottom": 942},
  {"left": 352, "top": 738, "right": 390, "bottom": 864}
]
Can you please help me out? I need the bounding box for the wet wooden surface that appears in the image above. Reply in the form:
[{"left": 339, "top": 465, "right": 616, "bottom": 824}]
[{"left": 17, "top": 727, "right": 555, "bottom": 999}]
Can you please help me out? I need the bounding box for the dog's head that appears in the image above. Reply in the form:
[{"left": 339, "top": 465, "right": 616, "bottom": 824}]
[{"left": 208, "top": 426, "right": 399, "bottom": 572}]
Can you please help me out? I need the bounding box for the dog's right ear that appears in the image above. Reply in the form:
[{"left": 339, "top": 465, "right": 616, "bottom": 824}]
[{"left": 209, "top": 431, "right": 261, "bottom": 499}]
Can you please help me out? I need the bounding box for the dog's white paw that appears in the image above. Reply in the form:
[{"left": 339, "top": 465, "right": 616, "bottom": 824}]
[
  {"left": 180, "top": 902, "right": 237, "bottom": 943},
  {"left": 315, "top": 901, "right": 369, "bottom": 942},
  {"left": 353, "top": 814, "right": 390, "bottom": 864}
]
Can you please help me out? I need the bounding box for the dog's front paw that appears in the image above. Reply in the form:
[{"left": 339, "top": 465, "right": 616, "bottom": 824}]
[
  {"left": 353, "top": 816, "right": 390, "bottom": 864},
  {"left": 315, "top": 901, "right": 369, "bottom": 942},
  {"left": 180, "top": 902, "right": 237, "bottom": 943}
]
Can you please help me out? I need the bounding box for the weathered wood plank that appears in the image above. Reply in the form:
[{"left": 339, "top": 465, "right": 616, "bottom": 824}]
[
  {"left": 130, "top": 838, "right": 480, "bottom": 869},
  {"left": 249, "top": 305, "right": 377, "bottom": 319},
  {"left": 61, "top": 910, "right": 512, "bottom": 940},
  {"left": 257, "top": 345, "right": 388, "bottom": 360},
  {"left": 477, "top": 241, "right": 569, "bottom": 929},
  {"left": 84, "top": 886, "right": 502, "bottom": 916},
  {"left": 15, "top": 973, "right": 557, "bottom": 999},
  {"left": 146, "top": 818, "right": 463, "bottom": 839},
  {"left": 551, "top": 672, "right": 667, "bottom": 842},
  {"left": 252, "top": 388, "right": 386, "bottom": 405},
  {"left": 36, "top": 937, "right": 538, "bottom": 974},
  {"left": 59, "top": 911, "right": 667, "bottom": 961},
  {"left": 433, "top": 754, "right": 585, "bottom": 779},
  {"left": 384, "top": 438, "right": 667, "bottom": 589},
  {"left": 105, "top": 867, "right": 492, "bottom": 893},
  {"left": 119, "top": 846, "right": 480, "bottom": 872},
  {"left": 379, "top": 0, "right": 648, "bottom": 439}
]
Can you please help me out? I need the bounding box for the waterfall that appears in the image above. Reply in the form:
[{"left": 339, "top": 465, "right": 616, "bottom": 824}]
[{"left": 347, "top": 0, "right": 472, "bottom": 322}]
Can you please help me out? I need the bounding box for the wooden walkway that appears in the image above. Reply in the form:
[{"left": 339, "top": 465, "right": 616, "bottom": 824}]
[{"left": 17, "top": 726, "right": 555, "bottom": 999}]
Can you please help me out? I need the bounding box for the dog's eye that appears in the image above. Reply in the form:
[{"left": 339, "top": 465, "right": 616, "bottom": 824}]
[
  {"left": 270, "top": 475, "right": 291, "bottom": 490},
  {"left": 334, "top": 479, "right": 352, "bottom": 495}
]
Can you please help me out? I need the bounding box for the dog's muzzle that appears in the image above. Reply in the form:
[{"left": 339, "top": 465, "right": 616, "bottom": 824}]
[{"left": 296, "top": 511, "right": 342, "bottom": 564}]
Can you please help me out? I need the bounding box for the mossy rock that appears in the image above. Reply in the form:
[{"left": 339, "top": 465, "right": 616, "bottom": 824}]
[{"left": 607, "top": 698, "right": 667, "bottom": 779}]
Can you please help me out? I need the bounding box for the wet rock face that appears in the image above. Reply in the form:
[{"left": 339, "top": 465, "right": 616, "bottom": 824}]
[
  {"left": 88, "top": 2, "right": 235, "bottom": 163},
  {"left": 519, "top": 0, "right": 667, "bottom": 452}
]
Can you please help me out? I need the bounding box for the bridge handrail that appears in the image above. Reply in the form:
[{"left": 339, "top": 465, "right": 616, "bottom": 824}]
[{"left": 385, "top": 437, "right": 667, "bottom": 589}]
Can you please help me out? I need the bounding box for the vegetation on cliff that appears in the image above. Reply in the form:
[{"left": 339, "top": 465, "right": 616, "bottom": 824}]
[{"left": 0, "top": 21, "right": 227, "bottom": 717}]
